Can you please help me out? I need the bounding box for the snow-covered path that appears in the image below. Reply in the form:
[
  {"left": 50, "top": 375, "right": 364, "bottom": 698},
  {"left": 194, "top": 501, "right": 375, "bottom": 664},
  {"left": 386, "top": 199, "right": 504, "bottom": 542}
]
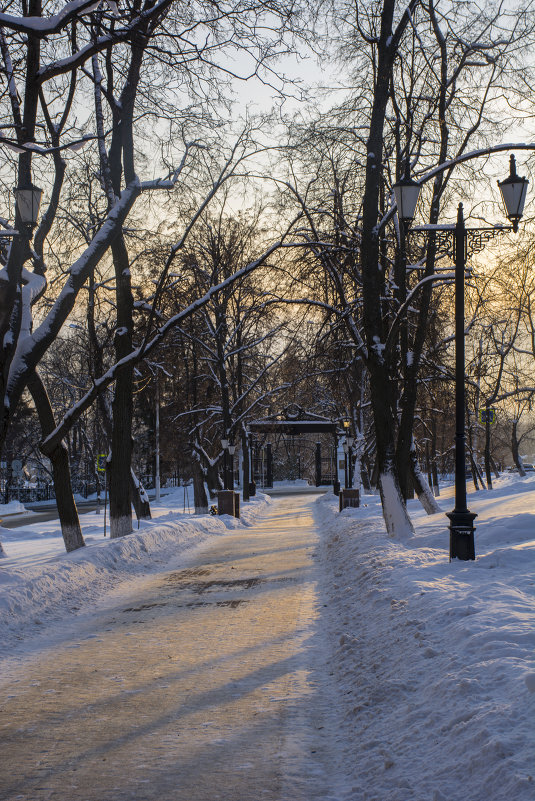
[{"left": 0, "top": 497, "right": 339, "bottom": 801}]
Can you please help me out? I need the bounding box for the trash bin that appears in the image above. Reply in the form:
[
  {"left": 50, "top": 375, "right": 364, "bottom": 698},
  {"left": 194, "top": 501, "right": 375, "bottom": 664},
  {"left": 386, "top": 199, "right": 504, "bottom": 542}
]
[
  {"left": 218, "top": 490, "right": 240, "bottom": 518},
  {"left": 339, "top": 488, "right": 360, "bottom": 511}
]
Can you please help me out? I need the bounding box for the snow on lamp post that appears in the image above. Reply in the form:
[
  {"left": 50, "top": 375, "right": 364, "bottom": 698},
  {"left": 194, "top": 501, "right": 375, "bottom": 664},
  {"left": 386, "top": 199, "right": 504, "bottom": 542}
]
[{"left": 395, "top": 156, "right": 529, "bottom": 560}]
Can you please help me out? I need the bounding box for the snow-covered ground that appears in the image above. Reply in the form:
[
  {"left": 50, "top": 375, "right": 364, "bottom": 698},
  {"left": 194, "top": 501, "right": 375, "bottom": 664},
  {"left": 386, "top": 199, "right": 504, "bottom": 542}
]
[
  {"left": 315, "top": 473, "right": 535, "bottom": 801},
  {"left": 0, "top": 488, "right": 272, "bottom": 649},
  {"left": 0, "top": 475, "right": 533, "bottom": 799}
]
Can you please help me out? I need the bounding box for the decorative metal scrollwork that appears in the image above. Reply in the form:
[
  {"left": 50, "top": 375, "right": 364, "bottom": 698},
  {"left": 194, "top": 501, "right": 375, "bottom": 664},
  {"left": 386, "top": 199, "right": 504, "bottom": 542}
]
[
  {"left": 408, "top": 228, "right": 455, "bottom": 260},
  {"left": 465, "top": 226, "right": 509, "bottom": 258},
  {"left": 408, "top": 225, "right": 511, "bottom": 263}
]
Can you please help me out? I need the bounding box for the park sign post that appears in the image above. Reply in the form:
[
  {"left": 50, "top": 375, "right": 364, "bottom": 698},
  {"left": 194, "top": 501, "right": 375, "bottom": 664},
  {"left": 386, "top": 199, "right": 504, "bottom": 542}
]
[{"left": 479, "top": 409, "right": 496, "bottom": 425}]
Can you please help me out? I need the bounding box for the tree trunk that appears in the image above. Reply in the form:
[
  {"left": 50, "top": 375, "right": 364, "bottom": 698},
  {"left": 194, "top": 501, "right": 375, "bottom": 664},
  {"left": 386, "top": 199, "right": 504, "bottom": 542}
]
[
  {"left": 379, "top": 460, "right": 414, "bottom": 539},
  {"left": 361, "top": 462, "right": 372, "bottom": 492},
  {"left": 109, "top": 235, "right": 134, "bottom": 538},
  {"left": 511, "top": 420, "right": 526, "bottom": 476},
  {"left": 207, "top": 460, "right": 221, "bottom": 497},
  {"left": 425, "top": 440, "right": 433, "bottom": 493},
  {"left": 431, "top": 420, "right": 440, "bottom": 496},
  {"left": 469, "top": 453, "right": 483, "bottom": 491},
  {"left": 410, "top": 443, "right": 441, "bottom": 515},
  {"left": 192, "top": 455, "right": 208, "bottom": 514},
  {"left": 242, "top": 429, "right": 250, "bottom": 502},
  {"left": 484, "top": 415, "right": 493, "bottom": 489},
  {"left": 360, "top": 1, "right": 416, "bottom": 539},
  {"left": 131, "top": 469, "right": 151, "bottom": 521},
  {"left": 29, "top": 370, "right": 85, "bottom": 552}
]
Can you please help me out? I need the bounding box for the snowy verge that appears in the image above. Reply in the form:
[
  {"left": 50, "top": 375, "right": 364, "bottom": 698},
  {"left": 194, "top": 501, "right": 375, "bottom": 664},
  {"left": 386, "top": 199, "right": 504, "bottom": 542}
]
[
  {"left": 0, "top": 500, "right": 28, "bottom": 517},
  {"left": 314, "top": 477, "right": 535, "bottom": 801},
  {"left": 0, "top": 491, "right": 272, "bottom": 653}
]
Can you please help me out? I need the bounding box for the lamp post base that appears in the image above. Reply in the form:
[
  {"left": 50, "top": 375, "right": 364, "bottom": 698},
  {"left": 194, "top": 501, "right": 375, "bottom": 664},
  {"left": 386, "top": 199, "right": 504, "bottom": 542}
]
[{"left": 447, "top": 510, "right": 477, "bottom": 561}]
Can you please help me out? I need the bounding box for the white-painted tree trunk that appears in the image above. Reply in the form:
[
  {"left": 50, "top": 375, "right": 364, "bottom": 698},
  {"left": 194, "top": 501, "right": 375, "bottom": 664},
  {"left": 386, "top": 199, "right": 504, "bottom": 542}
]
[
  {"left": 379, "top": 470, "right": 414, "bottom": 540},
  {"left": 110, "top": 515, "right": 133, "bottom": 539},
  {"left": 410, "top": 444, "right": 441, "bottom": 515},
  {"left": 414, "top": 471, "right": 441, "bottom": 514}
]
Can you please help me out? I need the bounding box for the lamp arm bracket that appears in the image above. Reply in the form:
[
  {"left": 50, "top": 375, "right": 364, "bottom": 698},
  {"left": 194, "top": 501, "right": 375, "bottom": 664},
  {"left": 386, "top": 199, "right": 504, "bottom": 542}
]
[{"left": 408, "top": 224, "right": 511, "bottom": 262}]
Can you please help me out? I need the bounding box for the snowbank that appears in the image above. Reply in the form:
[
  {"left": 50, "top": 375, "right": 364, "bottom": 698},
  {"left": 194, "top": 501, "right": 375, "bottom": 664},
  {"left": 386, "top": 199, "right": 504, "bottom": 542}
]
[
  {"left": 0, "top": 500, "right": 27, "bottom": 516},
  {"left": 315, "top": 475, "right": 535, "bottom": 801},
  {"left": 0, "top": 489, "right": 272, "bottom": 651}
]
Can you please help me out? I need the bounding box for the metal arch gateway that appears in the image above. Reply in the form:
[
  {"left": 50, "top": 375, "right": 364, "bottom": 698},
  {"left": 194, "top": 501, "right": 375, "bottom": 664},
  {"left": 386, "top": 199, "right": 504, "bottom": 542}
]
[{"left": 246, "top": 405, "right": 341, "bottom": 492}]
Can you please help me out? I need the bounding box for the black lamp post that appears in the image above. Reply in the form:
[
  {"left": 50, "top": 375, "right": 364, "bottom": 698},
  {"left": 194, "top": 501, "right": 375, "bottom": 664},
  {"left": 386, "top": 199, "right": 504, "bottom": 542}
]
[
  {"left": 393, "top": 155, "right": 528, "bottom": 560},
  {"left": 221, "top": 437, "right": 235, "bottom": 490},
  {"left": 342, "top": 434, "right": 355, "bottom": 489},
  {"left": 342, "top": 440, "right": 349, "bottom": 488},
  {"left": 333, "top": 431, "right": 340, "bottom": 496},
  {"left": 228, "top": 442, "right": 236, "bottom": 490},
  {"left": 341, "top": 419, "right": 350, "bottom": 489},
  {"left": 221, "top": 437, "right": 230, "bottom": 490},
  {"left": 347, "top": 434, "right": 355, "bottom": 488}
]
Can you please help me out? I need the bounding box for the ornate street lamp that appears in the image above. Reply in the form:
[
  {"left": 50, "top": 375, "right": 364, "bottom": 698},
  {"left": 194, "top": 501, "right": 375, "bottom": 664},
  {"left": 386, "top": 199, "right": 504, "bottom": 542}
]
[
  {"left": 395, "top": 156, "right": 529, "bottom": 560},
  {"left": 13, "top": 184, "right": 42, "bottom": 234},
  {"left": 497, "top": 155, "right": 529, "bottom": 233},
  {"left": 221, "top": 436, "right": 235, "bottom": 490},
  {"left": 393, "top": 169, "right": 421, "bottom": 225}
]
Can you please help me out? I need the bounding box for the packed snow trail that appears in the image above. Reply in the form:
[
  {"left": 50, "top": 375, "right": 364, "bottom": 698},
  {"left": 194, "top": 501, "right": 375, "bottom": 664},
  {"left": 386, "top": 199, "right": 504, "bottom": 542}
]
[{"left": 0, "top": 496, "right": 340, "bottom": 801}]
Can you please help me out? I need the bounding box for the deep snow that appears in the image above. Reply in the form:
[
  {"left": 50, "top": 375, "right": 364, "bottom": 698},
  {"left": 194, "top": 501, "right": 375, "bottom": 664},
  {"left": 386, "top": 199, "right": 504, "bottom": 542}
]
[
  {"left": 315, "top": 473, "right": 535, "bottom": 801},
  {"left": 0, "top": 476, "right": 533, "bottom": 799}
]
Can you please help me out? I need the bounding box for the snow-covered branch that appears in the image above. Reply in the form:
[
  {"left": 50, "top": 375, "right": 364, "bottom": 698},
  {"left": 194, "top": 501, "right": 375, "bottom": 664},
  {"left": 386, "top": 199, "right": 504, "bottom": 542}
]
[
  {"left": 385, "top": 272, "right": 455, "bottom": 355},
  {"left": 39, "top": 239, "right": 306, "bottom": 456},
  {"left": 0, "top": 0, "right": 103, "bottom": 36},
  {"left": 7, "top": 179, "right": 142, "bottom": 401}
]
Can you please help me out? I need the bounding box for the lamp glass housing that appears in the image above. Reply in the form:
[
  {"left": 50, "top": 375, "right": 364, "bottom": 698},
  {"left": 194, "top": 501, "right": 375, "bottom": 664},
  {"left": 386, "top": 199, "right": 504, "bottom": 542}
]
[
  {"left": 228, "top": 445, "right": 236, "bottom": 456},
  {"left": 393, "top": 174, "right": 421, "bottom": 223},
  {"left": 346, "top": 436, "right": 355, "bottom": 448},
  {"left": 498, "top": 155, "right": 528, "bottom": 231},
  {"left": 221, "top": 438, "right": 228, "bottom": 450},
  {"left": 14, "top": 185, "right": 43, "bottom": 226}
]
